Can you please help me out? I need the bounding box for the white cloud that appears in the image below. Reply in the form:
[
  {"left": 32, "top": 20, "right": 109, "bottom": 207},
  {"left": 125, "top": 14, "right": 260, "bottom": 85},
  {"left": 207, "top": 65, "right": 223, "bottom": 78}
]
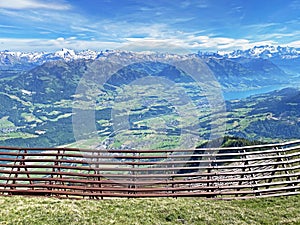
[
  {"left": 0, "top": 38, "right": 122, "bottom": 52},
  {"left": 123, "top": 38, "right": 191, "bottom": 54},
  {"left": 0, "top": 6, "right": 96, "bottom": 39},
  {"left": 98, "top": 21, "right": 169, "bottom": 39},
  {"left": 245, "top": 23, "right": 279, "bottom": 30},
  {"left": 0, "top": 0, "right": 71, "bottom": 10},
  {"left": 123, "top": 34, "right": 281, "bottom": 53},
  {"left": 179, "top": 0, "right": 208, "bottom": 8},
  {"left": 289, "top": 0, "right": 300, "bottom": 10},
  {"left": 0, "top": 24, "right": 19, "bottom": 28},
  {"left": 0, "top": 32, "right": 294, "bottom": 54},
  {"left": 286, "top": 40, "right": 300, "bottom": 48}
]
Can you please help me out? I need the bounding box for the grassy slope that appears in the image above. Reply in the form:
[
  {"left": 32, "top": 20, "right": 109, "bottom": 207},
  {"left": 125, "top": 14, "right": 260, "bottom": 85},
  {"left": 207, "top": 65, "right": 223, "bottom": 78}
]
[{"left": 0, "top": 195, "right": 300, "bottom": 225}]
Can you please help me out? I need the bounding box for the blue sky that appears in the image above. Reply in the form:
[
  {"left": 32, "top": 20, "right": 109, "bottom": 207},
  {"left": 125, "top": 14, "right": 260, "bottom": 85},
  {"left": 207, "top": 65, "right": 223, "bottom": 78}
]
[{"left": 0, "top": 0, "right": 300, "bottom": 52}]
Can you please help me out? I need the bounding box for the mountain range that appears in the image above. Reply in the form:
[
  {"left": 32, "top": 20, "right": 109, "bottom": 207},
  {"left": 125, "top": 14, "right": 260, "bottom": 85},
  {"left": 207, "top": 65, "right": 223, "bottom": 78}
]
[
  {"left": 223, "top": 45, "right": 300, "bottom": 59},
  {"left": 1, "top": 45, "right": 299, "bottom": 90},
  {"left": 1, "top": 45, "right": 300, "bottom": 69},
  {"left": 0, "top": 45, "right": 300, "bottom": 148}
]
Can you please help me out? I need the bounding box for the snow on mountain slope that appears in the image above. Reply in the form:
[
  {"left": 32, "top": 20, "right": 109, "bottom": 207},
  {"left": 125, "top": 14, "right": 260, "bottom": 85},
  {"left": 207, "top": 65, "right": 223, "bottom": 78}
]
[
  {"left": 223, "top": 45, "right": 300, "bottom": 59},
  {"left": 1, "top": 45, "right": 300, "bottom": 70},
  {"left": 0, "top": 48, "right": 102, "bottom": 70},
  {"left": 0, "top": 48, "right": 100, "bottom": 63}
]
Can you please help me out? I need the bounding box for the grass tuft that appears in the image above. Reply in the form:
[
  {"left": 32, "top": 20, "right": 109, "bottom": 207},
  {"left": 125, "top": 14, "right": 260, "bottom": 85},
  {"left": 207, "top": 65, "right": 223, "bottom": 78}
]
[{"left": 0, "top": 195, "right": 300, "bottom": 224}]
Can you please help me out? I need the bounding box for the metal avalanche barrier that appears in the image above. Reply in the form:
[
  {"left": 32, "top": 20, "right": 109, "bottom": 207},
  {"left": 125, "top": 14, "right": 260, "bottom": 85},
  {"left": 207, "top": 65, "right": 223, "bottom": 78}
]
[{"left": 0, "top": 140, "right": 300, "bottom": 200}]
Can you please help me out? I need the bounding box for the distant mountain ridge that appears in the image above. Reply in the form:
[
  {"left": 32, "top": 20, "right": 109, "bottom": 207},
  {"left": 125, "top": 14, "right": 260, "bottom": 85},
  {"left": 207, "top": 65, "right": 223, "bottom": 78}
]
[
  {"left": 0, "top": 46, "right": 295, "bottom": 92},
  {"left": 1, "top": 45, "right": 300, "bottom": 70},
  {"left": 1, "top": 45, "right": 299, "bottom": 92},
  {"left": 224, "top": 45, "right": 300, "bottom": 59},
  {"left": 0, "top": 48, "right": 100, "bottom": 70},
  {"left": 199, "top": 45, "right": 300, "bottom": 59}
]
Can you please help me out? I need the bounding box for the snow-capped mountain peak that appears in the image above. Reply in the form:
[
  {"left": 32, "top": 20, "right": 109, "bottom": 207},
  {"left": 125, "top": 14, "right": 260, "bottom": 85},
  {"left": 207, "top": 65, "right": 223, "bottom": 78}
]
[
  {"left": 1, "top": 45, "right": 300, "bottom": 70},
  {"left": 54, "top": 48, "right": 76, "bottom": 59},
  {"left": 0, "top": 48, "right": 102, "bottom": 70},
  {"left": 225, "top": 45, "right": 300, "bottom": 59}
]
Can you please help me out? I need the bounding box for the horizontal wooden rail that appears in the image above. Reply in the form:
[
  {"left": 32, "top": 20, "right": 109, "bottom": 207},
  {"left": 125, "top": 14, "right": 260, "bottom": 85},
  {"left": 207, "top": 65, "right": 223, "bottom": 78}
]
[{"left": 0, "top": 140, "right": 300, "bottom": 199}]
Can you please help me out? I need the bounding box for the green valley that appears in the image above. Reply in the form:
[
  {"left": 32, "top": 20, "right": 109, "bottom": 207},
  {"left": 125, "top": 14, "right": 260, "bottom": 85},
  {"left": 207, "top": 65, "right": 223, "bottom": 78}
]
[{"left": 0, "top": 54, "right": 299, "bottom": 149}]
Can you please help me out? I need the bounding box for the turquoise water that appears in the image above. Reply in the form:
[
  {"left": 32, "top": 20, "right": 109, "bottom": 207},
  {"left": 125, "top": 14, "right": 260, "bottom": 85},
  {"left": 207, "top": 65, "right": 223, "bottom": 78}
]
[{"left": 222, "top": 85, "right": 293, "bottom": 100}]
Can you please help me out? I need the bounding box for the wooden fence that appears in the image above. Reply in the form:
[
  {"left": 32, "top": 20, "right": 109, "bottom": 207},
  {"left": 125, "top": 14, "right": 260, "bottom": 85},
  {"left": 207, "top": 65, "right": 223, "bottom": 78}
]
[{"left": 0, "top": 140, "right": 300, "bottom": 200}]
